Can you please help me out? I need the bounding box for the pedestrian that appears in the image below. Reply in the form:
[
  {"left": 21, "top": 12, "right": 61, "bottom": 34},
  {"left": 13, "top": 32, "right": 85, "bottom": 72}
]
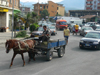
[
  {"left": 63, "top": 26, "right": 70, "bottom": 45},
  {"left": 72, "top": 25, "right": 75, "bottom": 35},
  {"left": 74, "top": 24, "right": 79, "bottom": 35}
]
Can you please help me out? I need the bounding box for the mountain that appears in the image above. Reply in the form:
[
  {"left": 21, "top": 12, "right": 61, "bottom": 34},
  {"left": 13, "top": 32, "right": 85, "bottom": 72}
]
[
  {"left": 59, "top": 0, "right": 85, "bottom": 12},
  {"left": 20, "top": 0, "right": 85, "bottom": 11}
]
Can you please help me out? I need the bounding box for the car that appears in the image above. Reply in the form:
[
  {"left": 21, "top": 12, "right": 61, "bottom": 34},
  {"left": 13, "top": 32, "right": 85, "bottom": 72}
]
[
  {"left": 79, "top": 31, "right": 100, "bottom": 49},
  {"left": 95, "top": 26, "right": 100, "bottom": 31},
  {"left": 80, "top": 26, "right": 94, "bottom": 36},
  {"left": 30, "top": 27, "right": 51, "bottom": 39},
  {"left": 49, "top": 26, "right": 57, "bottom": 35}
]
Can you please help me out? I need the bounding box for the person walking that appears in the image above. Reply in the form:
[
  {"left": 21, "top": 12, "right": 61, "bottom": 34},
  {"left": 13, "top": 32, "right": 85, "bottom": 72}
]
[
  {"left": 74, "top": 24, "right": 79, "bottom": 35},
  {"left": 72, "top": 25, "right": 75, "bottom": 35},
  {"left": 63, "top": 26, "right": 70, "bottom": 45}
]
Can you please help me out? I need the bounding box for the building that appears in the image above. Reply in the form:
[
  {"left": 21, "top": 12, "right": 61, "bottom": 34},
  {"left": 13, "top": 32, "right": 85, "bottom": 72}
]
[
  {"left": 57, "top": 4, "right": 65, "bottom": 16},
  {"left": 85, "top": 0, "right": 100, "bottom": 10},
  {"left": 0, "top": 0, "right": 20, "bottom": 32},
  {"left": 68, "top": 10, "right": 100, "bottom": 17},
  {"left": 33, "top": 1, "right": 65, "bottom": 17},
  {"left": 20, "top": 6, "right": 30, "bottom": 17}
]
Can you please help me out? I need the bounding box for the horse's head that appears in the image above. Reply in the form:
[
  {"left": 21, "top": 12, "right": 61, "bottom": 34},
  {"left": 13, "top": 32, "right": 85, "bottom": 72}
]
[{"left": 5, "top": 40, "right": 15, "bottom": 53}]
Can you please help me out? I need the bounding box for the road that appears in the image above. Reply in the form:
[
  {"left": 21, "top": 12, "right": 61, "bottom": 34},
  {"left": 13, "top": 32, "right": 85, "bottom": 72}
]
[{"left": 0, "top": 31, "right": 100, "bottom": 75}]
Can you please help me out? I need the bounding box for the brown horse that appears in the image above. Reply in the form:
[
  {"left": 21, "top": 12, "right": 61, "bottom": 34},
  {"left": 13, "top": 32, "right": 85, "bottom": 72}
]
[{"left": 5, "top": 39, "right": 36, "bottom": 68}]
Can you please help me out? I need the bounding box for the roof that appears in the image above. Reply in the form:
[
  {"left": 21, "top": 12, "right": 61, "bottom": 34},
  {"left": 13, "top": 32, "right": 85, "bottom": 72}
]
[
  {"left": 80, "top": 15, "right": 97, "bottom": 19},
  {"left": 56, "top": 19, "right": 67, "bottom": 22}
]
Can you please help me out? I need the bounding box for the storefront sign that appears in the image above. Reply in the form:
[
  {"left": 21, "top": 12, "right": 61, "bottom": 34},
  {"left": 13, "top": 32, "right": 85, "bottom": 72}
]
[{"left": 0, "top": 8, "right": 8, "bottom": 12}]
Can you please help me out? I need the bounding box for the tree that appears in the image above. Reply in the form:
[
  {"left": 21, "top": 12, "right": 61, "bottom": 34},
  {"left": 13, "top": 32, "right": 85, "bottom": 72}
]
[
  {"left": 14, "top": 13, "right": 20, "bottom": 37},
  {"left": 25, "top": 12, "right": 31, "bottom": 29},
  {"left": 40, "top": 9, "right": 49, "bottom": 19},
  {"left": 56, "top": 14, "right": 61, "bottom": 16}
]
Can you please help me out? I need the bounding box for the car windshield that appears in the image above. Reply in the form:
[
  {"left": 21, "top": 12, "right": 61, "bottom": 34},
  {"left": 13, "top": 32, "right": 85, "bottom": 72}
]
[
  {"left": 85, "top": 32, "right": 100, "bottom": 39},
  {"left": 38, "top": 27, "right": 43, "bottom": 31},
  {"left": 84, "top": 27, "right": 93, "bottom": 30},
  {"left": 60, "top": 22, "right": 67, "bottom": 25},
  {"left": 49, "top": 26, "right": 55, "bottom": 29}
]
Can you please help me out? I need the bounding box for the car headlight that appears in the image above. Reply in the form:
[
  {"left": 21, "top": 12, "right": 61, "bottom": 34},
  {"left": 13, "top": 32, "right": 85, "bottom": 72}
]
[
  {"left": 80, "top": 40, "right": 84, "bottom": 43},
  {"left": 93, "top": 42, "right": 99, "bottom": 44}
]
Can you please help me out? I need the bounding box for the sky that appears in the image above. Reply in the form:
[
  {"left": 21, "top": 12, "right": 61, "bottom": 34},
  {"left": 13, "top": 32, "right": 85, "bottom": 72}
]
[
  {"left": 20, "top": 0, "right": 85, "bottom": 11},
  {"left": 20, "top": 0, "right": 64, "bottom": 3}
]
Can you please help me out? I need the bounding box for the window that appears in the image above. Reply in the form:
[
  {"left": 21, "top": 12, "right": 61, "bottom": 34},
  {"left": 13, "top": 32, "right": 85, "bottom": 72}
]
[
  {"left": 10, "top": 0, "right": 12, "bottom": 4},
  {"left": 47, "top": 6, "right": 48, "bottom": 9},
  {"left": 44, "top": 6, "right": 45, "bottom": 9},
  {"left": 57, "top": 7, "right": 59, "bottom": 10},
  {"left": 22, "top": 8, "right": 25, "bottom": 11},
  {"left": 40, "top": 5, "right": 42, "bottom": 9},
  {"left": 15, "top": 0, "right": 16, "bottom": 6},
  {"left": 40, "top": 11, "right": 42, "bottom": 14}
]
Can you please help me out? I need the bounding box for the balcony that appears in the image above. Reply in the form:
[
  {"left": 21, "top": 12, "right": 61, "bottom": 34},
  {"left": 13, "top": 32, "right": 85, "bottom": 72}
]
[
  {"left": 86, "top": 7, "right": 92, "bottom": 10},
  {"left": 86, "top": 0, "right": 93, "bottom": 1},
  {"left": 0, "top": 0, "right": 9, "bottom": 7}
]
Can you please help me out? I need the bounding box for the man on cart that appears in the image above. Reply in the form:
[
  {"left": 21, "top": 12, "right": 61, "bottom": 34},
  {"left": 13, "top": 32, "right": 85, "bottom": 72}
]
[{"left": 38, "top": 25, "right": 50, "bottom": 44}]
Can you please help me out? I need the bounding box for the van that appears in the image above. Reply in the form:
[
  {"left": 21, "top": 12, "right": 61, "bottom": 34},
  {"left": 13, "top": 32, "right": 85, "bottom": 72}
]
[{"left": 56, "top": 19, "right": 68, "bottom": 30}]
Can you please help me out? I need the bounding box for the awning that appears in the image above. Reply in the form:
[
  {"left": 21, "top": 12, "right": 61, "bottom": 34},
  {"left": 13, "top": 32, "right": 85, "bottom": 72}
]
[
  {"left": 80, "top": 15, "right": 96, "bottom": 19},
  {"left": 14, "top": 9, "right": 20, "bottom": 14},
  {"left": 0, "top": 7, "right": 9, "bottom": 12}
]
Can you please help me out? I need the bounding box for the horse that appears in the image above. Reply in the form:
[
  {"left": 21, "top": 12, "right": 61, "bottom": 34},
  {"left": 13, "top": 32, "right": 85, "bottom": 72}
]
[{"left": 5, "top": 39, "right": 36, "bottom": 68}]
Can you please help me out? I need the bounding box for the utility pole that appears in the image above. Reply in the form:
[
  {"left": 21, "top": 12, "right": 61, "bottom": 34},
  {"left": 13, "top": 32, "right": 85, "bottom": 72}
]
[{"left": 11, "top": 0, "right": 14, "bottom": 39}]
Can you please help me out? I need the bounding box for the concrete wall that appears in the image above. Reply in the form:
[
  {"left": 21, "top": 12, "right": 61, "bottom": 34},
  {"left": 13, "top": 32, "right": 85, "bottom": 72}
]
[
  {"left": 57, "top": 6, "right": 65, "bottom": 16},
  {"left": 8, "top": 0, "right": 20, "bottom": 9},
  {"left": 48, "top": 1, "right": 58, "bottom": 17}
]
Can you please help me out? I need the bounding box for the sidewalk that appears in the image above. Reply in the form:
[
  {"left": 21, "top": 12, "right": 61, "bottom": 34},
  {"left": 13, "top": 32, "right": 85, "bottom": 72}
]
[{"left": 0, "top": 31, "right": 28, "bottom": 44}]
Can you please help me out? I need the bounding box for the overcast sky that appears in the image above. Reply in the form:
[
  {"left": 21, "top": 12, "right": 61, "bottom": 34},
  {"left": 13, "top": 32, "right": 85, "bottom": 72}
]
[{"left": 20, "top": 0, "right": 63, "bottom": 3}]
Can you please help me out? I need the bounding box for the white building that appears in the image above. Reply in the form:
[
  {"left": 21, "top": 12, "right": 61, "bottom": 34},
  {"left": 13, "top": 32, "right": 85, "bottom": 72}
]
[{"left": 85, "top": 0, "right": 100, "bottom": 10}]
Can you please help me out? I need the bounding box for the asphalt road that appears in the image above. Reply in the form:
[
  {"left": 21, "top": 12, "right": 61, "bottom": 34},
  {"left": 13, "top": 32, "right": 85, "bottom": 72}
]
[{"left": 0, "top": 31, "right": 100, "bottom": 75}]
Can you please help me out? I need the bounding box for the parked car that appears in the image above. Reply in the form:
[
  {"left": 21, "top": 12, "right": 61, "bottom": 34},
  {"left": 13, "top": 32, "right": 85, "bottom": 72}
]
[
  {"left": 95, "top": 26, "right": 100, "bottom": 31},
  {"left": 79, "top": 31, "right": 100, "bottom": 49},
  {"left": 30, "top": 27, "right": 51, "bottom": 39},
  {"left": 49, "top": 26, "right": 57, "bottom": 35},
  {"left": 80, "top": 26, "right": 94, "bottom": 36}
]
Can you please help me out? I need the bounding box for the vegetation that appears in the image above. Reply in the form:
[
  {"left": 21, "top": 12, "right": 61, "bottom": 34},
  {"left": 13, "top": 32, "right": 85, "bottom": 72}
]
[
  {"left": 40, "top": 9, "right": 50, "bottom": 19},
  {"left": 16, "top": 31, "right": 27, "bottom": 38},
  {"left": 56, "top": 14, "right": 61, "bottom": 16},
  {"left": 29, "top": 23, "right": 39, "bottom": 32}
]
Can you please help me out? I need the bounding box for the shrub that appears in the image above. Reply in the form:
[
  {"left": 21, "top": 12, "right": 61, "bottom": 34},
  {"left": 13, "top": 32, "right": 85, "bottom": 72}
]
[
  {"left": 16, "top": 30, "right": 26, "bottom": 37},
  {"left": 30, "top": 23, "right": 39, "bottom": 32}
]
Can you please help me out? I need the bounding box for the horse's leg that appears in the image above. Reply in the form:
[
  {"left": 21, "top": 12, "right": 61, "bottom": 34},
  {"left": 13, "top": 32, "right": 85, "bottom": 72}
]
[
  {"left": 28, "top": 51, "right": 31, "bottom": 63},
  {"left": 21, "top": 53, "right": 25, "bottom": 66},
  {"left": 10, "top": 53, "right": 17, "bottom": 68},
  {"left": 33, "top": 52, "right": 36, "bottom": 61}
]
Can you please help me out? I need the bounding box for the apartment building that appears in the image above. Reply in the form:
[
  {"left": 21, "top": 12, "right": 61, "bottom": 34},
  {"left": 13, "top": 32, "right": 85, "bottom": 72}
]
[
  {"left": 0, "top": 0, "right": 20, "bottom": 32},
  {"left": 20, "top": 6, "right": 30, "bottom": 17},
  {"left": 85, "top": 0, "right": 100, "bottom": 10},
  {"left": 33, "top": 1, "right": 65, "bottom": 17}
]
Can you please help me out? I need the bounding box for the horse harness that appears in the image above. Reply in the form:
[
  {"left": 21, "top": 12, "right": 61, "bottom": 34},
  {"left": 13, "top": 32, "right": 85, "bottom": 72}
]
[{"left": 15, "top": 40, "right": 35, "bottom": 51}]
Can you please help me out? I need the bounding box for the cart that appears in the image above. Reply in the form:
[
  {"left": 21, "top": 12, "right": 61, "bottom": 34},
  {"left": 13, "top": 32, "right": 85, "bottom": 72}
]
[{"left": 33, "top": 38, "right": 66, "bottom": 61}]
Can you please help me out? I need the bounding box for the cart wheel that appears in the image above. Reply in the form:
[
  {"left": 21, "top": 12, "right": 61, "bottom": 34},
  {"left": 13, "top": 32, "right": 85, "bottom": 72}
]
[
  {"left": 58, "top": 46, "right": 64, "bottom": 57},
  {"left": 46, "top": 50, "right": 53, "bottom": 61}
]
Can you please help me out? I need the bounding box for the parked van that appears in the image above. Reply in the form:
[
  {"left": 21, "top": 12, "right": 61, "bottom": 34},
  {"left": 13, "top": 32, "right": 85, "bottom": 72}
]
[{"left": 56, "top": 19, "right": 68, "bottom": 30}]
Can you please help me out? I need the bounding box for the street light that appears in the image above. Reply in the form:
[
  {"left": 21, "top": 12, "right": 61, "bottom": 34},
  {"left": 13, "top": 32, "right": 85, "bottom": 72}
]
[{"left": 11, "top": 0, "right": 14, "bottom": 39}]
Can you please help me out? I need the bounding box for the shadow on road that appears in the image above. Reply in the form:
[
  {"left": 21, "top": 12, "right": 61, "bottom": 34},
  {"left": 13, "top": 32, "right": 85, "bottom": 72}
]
[{"left": 71, "top": 46, "right": 100, "bottom": 52}]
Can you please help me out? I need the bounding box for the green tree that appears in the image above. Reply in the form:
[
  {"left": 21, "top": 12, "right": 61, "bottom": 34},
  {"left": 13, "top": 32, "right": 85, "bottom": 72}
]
[
  {"left": 56, "top": 14, "right": 61, "bottom": 16},
  {"left": 40, "top": 9, "right": 49, "bottom": 19},
  {"left": 14, "top": 13, "right": 20, "bottom": 37},
  {"left": 29, "top": 23, "right": 39, "bottom": 32},
  {"left": 25, "top": 12, "right": 31, "bottom": 28}
]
